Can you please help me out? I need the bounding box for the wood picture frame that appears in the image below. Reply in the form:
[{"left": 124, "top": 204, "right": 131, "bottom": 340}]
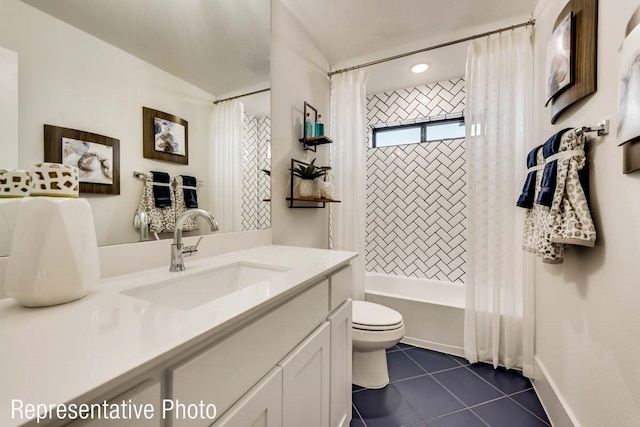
[
  {"left": 545, "top": 11, "right": 574, "bottom": 104},
  {"left": 44, "top": 125, "right": 120, "bottom": 195},
  {"left": 550, "top": 0, "right": 598, "bottom": 124},
  {"left": 143, "top": 107, "right": 189, "bottom": 165}
]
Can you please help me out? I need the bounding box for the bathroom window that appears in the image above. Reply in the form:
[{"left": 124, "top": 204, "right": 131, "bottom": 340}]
[{"left": 372, "top": 118, "right": 465, "bottom": 148}]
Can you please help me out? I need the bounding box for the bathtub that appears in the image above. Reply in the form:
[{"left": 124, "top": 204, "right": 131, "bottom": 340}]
[{"left": 364, "top": 272, "right": 466, "bottom": 357}]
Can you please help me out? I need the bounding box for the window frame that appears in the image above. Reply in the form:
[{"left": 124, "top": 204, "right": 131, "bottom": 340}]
[{"left": 371, "top": 117, "right": 465, "bottom": 148}]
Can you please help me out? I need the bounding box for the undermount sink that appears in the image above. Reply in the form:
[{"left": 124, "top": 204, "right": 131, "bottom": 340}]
[{"left": 122, "top": 262, "right": 290, "bottom": 310}]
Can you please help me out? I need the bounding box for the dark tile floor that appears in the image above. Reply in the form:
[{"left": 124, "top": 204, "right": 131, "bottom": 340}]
[{"left": 351, "top": 344, "right": 550, "bottom": 427}]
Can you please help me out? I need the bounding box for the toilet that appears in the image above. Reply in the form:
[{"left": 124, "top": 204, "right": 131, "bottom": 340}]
[{"left": 352, "top": 300, "right": 405, "bottom": 389}]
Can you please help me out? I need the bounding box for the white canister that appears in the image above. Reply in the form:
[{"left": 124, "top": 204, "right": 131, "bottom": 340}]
[
  {"left": 30, "top": 162, "right": 79, "bottom": 198},
  {"left": 298, "top": 179, "right": 321, "bottom": 199},
  {"left": 0, "top": 169, "right": 31, "bottom": 197},
  {"left": 4, "top": 197, "right": 100, "bottom": 307}
]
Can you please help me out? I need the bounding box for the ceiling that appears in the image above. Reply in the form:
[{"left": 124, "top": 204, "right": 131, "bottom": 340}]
[
  {"left": 283, "top": 0, "right": 537, "bottom": 94},
  {"left": 20, "top": 0, "right": 270, "bottom": 98}
]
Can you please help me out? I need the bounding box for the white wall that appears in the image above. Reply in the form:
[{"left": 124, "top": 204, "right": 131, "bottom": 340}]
[
  {"left": 270, "top": 0, "right": 331, "bottom": 249},
  {"left": 533, "top": 1, "right": 640, "bottom": 426},
  {"left": 0, "top": 0, "right": 214, "bottom": 246}
]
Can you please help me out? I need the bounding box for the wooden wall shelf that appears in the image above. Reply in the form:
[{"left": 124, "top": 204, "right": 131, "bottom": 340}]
[
  {"left": 300, "top": 102, "right": 332, "bottom": 152},
  {"left": 299, "top": 135, "right": 334, "bottom": 150},
  {"left": 287, "top": 159, "right": 340, "bottom": 208}
]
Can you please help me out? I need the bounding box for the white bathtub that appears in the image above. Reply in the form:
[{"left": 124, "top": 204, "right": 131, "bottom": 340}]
[{"left": 364, "top": 272, "right": 466, "bottom": 357}]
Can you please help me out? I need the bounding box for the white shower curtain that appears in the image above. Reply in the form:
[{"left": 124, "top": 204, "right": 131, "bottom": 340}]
[
  {"left": 464, "top": 27, "right": 535, "bottom": 377},
  {"left": 210, "top": 100, "right": 244, "bottom": 232},
  {"left": 329, "top": 70, "right": 368, "bottom": 299}
]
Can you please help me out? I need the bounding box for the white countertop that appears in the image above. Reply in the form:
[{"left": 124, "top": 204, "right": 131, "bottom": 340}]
[{"left": 0, "top": 245, "right": 357, "bottom": 427}]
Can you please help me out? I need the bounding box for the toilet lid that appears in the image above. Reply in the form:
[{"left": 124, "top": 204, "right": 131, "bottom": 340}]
[{"left": 352, "top": 300, "right": 403, "bottom": 330}]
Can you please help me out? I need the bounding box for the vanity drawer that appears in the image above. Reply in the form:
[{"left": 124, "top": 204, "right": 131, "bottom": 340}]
[
  {"left": 67, "top": 379, "right": 162, "bottom": 427},
  {"left": 168, "top": 280, "right": 329, "bottom": 427},
  {"left": 329, "top": 265, "right": 352, "bottom": 312}
]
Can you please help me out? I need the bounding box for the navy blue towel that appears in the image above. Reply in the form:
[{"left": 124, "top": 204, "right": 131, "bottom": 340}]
[
  {"left": 151, "top": 171, "right": 172, "bottom": 208},
  {"left": 516, "top": 145, "right": 543, "bottom": 209},
  {"left": 536, "top": 128, "right": 573, "bottom": 207},
  {"left": 182, "top": 175, "right": 198, "bottom": 209}
]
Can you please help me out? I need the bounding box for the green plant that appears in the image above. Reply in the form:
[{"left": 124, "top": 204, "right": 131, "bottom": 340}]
[{"left": 290, "top": 158, "right": 330, "bottom": 180}]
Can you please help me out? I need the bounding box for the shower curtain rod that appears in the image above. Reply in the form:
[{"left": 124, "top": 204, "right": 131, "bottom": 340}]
[
  {"left": 328, "top": 18, "right": 536, "bottom": 77},
  {"left": 213, "top": 87, "right": 270, "bottom": 104}
]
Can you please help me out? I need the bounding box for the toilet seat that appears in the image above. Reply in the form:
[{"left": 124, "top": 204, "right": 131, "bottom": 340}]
[{"left": 352, "top": 300, "right": 403, "bottom": 331}]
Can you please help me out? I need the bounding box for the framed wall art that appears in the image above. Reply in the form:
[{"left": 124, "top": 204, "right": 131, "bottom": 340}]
[
  {"left": 619, "top": 4, "right": 640, "bottom": 173},
  {"left": 44, "top": 125, "right": 120, "bottom": 194},
  {"left": 549, "top": 0, "right": 598, "bottom": 124},
  {"left": 545, "top": 11, "right": 574, "bottom": 104},
  {"left": 143, "top": 107, "right": 189, "bottom": 165}
]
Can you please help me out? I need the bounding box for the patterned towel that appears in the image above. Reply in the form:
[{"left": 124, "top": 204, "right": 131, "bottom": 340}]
[
  {"left": 139, "top": 172, "right": 176, "bottom": 233},
  {"left": 520, "top": 129, "right": 596, "bottom": 263}
]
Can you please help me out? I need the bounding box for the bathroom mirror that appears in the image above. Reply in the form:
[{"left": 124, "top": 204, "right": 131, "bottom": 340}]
[{"left": 0, "top": 0, "right": 270, "bottom": 254}]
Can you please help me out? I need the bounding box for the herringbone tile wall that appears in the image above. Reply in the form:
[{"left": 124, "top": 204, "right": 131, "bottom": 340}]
[
  {"left": 366, "top": 78, "right": 467, "bottom": 283},
  {"left": 242, "top": 113, "right": 271, "bottom": 231}
]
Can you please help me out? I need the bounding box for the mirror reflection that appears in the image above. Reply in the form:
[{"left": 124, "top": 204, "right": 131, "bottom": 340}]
[{"left": 0, "top": 0, "right": 270, "bottom": 255}]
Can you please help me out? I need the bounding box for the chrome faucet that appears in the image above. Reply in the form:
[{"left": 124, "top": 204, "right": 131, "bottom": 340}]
[{"left": 170, "top": 209, "right": 219, "bottom": 272}]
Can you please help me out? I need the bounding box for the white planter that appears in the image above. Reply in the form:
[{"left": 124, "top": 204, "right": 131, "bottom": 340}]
[
  {"left": 4, "top": 197, "right": 100, "bottom": 307},
  {"left": 298, "top": 179, "right": 320, "bottom": 199},
  {"left": 0, "top": 199, "right": 20, "bottom": 256},
  {"left": 30, "top": 162, "right": 79, "bottom": 198},
  {"left": 0, "top": 169, "right": 31, "bottom": 197}
]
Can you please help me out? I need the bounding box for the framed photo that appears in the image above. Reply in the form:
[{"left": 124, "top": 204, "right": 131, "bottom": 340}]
[
  {"left": 44, "top": 125, "right": 120, "bottom": 194},
  {"left": 619, "top": 6, "right": 640, "bottom": 146},
  {"left": 545, "top": 11, "right": 574, "bottom": 105},
  {"left": 143, "top": 107, "right": 189, "bottom": 165}
]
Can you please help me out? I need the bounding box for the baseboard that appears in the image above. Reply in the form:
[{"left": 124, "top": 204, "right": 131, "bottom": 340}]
[
  {"left": 400, "top": 336, "right": 465, "bottom": 358},
  {"left": 533, "top": 356, "right": 581, "bottom": 427}
]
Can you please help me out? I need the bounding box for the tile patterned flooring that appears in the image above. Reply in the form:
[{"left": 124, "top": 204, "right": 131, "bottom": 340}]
[{"left": 351, "top": 344, "right": 551, "bottom": 427}]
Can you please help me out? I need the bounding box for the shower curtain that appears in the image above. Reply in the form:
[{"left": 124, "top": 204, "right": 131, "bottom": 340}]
[
  {"left": 464, "top": 27, "right": 535, "bottom": 377},
  {"left": 329, "top": 70, "right": 368, "bottom": 299},
  {"left": 210, "top": 100, "right": 243, "bottom": 232}
]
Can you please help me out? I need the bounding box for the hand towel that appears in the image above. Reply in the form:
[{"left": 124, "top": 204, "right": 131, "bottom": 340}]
[
  {"left": 181, "top": 175, "right": 198, "bottom": 208},
  {"left": 173, "top": 175, "right": 199, "bottom": 231},
  {"left": 516, "top": 145, "right": 543, "bottom": 209},
  {"left": 151, "top": 171, "right": 172, "bottom": 208},
  {"left": 536, "top": 128, "right": 572, "bottom": 207},
  {"left": 139, "top": 172, "right": 176, "bottom": 233}
]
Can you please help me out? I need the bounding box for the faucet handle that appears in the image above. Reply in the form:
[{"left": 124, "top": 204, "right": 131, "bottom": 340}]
[{"left": 183, "top": 236, "right": 203, "bottom": 257}]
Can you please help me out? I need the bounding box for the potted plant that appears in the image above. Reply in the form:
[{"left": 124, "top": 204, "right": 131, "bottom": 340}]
[{"left": 290, "top": 158, "right": 329, "bottom": 198}]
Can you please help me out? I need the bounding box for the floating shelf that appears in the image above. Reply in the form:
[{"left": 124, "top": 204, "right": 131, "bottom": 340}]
[
  {"left": 286, "top": 197, "right": 341, "bottom": 203},
  {"left": 287, "top": 159, "right": 339, "bottom": 208},
  {"left": 299, "top": 135, "right": 334, "bottom": 150},
  {"left": 300, "top": 102, "right": 332, "bottom": 152}
]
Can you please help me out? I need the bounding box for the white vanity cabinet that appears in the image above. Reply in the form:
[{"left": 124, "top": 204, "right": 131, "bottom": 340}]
[
  {"left": 280, "top": 323, "right": 330, "bottom": 427},
  {"left": 30, "top": 259, "right": 354, "bottom": 427},
  {"left": 66, "top": 380, "right": 162, "bottom": 427},
  {"left": 328, "top": 300, "right": 352, "bottom": 427},
  {"left": 211, "top": 367, "right": 283, "bottom": 427}
]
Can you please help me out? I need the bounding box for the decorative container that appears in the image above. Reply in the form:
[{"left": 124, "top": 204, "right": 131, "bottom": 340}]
[
  {"left": 320, "top": 181, "right": 334, "bottom": 199},
  {"left": 30, "top": 162, "right": 79, "bottom": 198},
  {"left": 298, "top": 178, "right": 321, "bottom": 199},
  {"left": 0, "top": 199, "right": 20, "bottom": 256},
  {"left": 0, "top": 169, "right": 31, "bottom": 198},
  {"left": 4, "top": 197, "right": 100, "bottom": 307}
]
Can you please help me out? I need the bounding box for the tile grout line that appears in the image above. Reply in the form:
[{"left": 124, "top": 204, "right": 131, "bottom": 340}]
[
  {"left": 351, "top": 402, "right": 368, "bottom": 427},
  {"left": 460, "top": 364, "right": 515, "bottom": 396},
  {"left": 505, "top": 393, "right": 552, "bottom": 426}
]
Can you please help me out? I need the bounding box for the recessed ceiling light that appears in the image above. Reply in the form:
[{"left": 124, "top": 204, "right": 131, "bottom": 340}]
[{"left": 411, "top": 63, "right": 429, "bottom": 73}]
